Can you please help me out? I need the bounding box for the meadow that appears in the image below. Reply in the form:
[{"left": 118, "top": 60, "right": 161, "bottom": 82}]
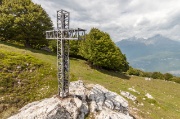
[{"left": 0, "top": 42, "right": 180, "bottom": 119}]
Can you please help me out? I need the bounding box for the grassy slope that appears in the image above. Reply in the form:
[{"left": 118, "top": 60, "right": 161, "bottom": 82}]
[
  {"left": 0, "top": 42, "right": 180, "bottom": 119},
  {"left": 0, "top": 43, "right": 58, "bottom": 118}
]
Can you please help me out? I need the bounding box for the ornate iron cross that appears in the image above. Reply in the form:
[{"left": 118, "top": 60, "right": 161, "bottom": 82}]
[{"left": 46, "top": 9, "right": 86, "bottom": 98}]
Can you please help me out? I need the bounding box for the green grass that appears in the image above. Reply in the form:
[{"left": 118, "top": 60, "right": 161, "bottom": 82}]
[
  {"left": 0, "top": 42, "right": 180, "bottom": 119},
  {"left": 0, "top": 43, "right": 58, "bottom": 119}
]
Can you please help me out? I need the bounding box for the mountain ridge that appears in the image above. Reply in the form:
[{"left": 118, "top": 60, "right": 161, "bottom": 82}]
[
  {"left": 116, "top": 35, "right": 180, "bottom": 75},
  {"left": 120, "top": 34, "right": 180, "bottom": 46}
]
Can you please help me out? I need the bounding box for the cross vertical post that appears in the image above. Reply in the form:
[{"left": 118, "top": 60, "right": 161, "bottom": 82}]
[{"left": 46, "top": 9, "right": 86, "bottom": 98}]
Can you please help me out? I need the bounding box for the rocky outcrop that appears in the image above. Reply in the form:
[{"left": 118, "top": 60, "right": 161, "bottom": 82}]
[
  {"left": 8, "top": 97, "right": 86, "bottom": 119},
  {"left": 89, "top": 84, "right": 129, "bottom": 115},
  {"left": 8, "top": 80, "right": 133, "bottom": 119}
]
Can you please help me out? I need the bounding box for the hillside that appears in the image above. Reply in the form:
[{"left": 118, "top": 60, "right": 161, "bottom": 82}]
[
  {"left": 116, "top": 35, "right": 180, "bottom": 75},
  {"left": 0, "top": 42, "right": 180, "bottom": 119}
]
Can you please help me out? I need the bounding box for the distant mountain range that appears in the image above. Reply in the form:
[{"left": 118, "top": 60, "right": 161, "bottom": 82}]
[{"left": 116, "top": 34, "right": 180, "bottom": 76}]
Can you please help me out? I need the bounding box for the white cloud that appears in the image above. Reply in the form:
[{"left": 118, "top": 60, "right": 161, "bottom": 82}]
[{"left": 32, "top": 0, "right": 180, "bottom": 42}]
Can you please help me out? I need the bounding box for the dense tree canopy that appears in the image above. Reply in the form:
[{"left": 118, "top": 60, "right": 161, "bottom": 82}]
[
  {"left": 69, "top": 40, "right": 80, "bottom": 57},
  {"left": 79, "top": 28, "right": 129, "bottom": 71},
  {"left": 0, "top": 0, "right": 53, "bottom": 48},
  {"left": 164, "top": 73, "right": 173, "bottom": 81},
  {"left": 151, "top": 72, "right": 164, "bottom": 79}
]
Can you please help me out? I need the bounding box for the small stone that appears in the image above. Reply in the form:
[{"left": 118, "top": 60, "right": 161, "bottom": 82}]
[
  {"left": 145, "top": 77, "right": 151, "bottom": 81},
  {"left": 120, "top": 91, "right": 137, "bottom": 102},
  {"left": 17, "top": 66, "right": 21, "bottom": 69},
  {"left": 145, "top": 93, "right": 154, "bottom": 99},
  {"left": 128, "top": 87, "right": 140, "bottom": 94},
  {"left": 139, "top": 103, "right": 144, "bottom": 106}
]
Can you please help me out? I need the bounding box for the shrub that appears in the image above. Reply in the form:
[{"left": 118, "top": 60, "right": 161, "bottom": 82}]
[
  {"left": 164, "top": 73, "right": 173, "bottom": 81},
  {"left": 151, "top": 72, "right": 164, "bottom": 79}
]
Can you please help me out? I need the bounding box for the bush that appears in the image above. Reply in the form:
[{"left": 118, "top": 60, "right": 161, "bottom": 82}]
[
  {"left": 48, "top": 40, "right": 57, "bottom": 52},
  {"left": 142, "top": 72, "right": 152, "bottom": 77},
  {"left": 171, "top": 77, "right": 180, "bottom": 83},
  {"left": 151, "top": 72, "right": 164, "bottom": 79},
  {"left": 164, "top": 73, "right": 173, "bottom": 81},
  {"left": 127, "top": 67, "right": 142, "bottom": 76}
]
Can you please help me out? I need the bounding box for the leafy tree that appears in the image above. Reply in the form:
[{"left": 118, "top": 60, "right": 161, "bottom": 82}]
[
  {"left": 142, "top": 72, "right": 152, "bottom": 77},
  {"left": 171, "top": 77, "right": 180, "bottom": 83},
  {"left": 151, "top": 72, "right": 164, "bottom": 79},
  {"left": 0, "top": 0, "right": 53, "bottom": 48},
  {"left": 164, "top": 73, "right": 173, "bottom": 81},
  {"left": 127, "top": 67, "right": 143, "bottom": 76},
  {"left": 69, "top": 40, "right": 80, "bottom": 57},
  {"left": 79, "top": 28, "right": 129, "bottom": 71},
  {"left": 48, "top": 40, "right": 57, "bottom": 52}
]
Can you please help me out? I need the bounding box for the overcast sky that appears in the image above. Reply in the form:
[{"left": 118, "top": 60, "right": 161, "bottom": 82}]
[{"left": 32, "top": 0, "right": 180, "bottom": 42}]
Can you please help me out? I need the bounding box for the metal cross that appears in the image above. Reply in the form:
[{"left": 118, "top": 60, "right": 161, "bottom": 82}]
[{"left": 46, "top": 9, "right": 86, "bottom": 98}]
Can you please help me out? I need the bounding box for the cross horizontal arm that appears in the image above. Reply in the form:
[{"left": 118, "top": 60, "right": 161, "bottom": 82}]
[{"left": 46, "top": 28, "right": 86, "bottom": 40}]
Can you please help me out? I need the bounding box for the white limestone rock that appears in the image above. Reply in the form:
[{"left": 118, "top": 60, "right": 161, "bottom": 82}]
[
  {"left": 145, "top": 77, "right": 151, "bottom": 81},
  {"left": 128, "top": 88, "right": 140, "bottom": 94},
  {"left": 8, "top": 96, "right": 88, "bottom": 119},
  {"left": 69, "top": 80, "right": 87, "bottom": 101},
  {"left": 104, "top": 100, "right": 114, "bottom": 109},
  {"left": 90, "top": 101, "right": 98, "bottom": 112},
  {"left": 145, "top": 93, "right": 154, "bottom": 99},
  {"left": 8, "top": 97, "right": 68, "bottom": 119},
  {"left": 96, "top": 108, "right": 133, "bottom": 119},
  {"left": 89, "top": 84, "right": 129, "bottom": 115},
  {"left": 121, "top": 91, "right": 137, "bottom": 101},
  {"left": 8, "top": 80, "right": 133, "bottom": 119}
]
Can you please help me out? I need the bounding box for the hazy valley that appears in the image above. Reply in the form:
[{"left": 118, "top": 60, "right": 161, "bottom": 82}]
[{"left": 116, "top": 34, "right": 180, "bottom": 76}]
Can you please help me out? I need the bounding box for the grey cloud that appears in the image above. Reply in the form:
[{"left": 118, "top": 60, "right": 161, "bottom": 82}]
[
  {"left": 32, "top": 0, "right": 180, "bottom": 41},
  {"left": 160, "top": 11, "right": 180, "bottom": 30}
]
